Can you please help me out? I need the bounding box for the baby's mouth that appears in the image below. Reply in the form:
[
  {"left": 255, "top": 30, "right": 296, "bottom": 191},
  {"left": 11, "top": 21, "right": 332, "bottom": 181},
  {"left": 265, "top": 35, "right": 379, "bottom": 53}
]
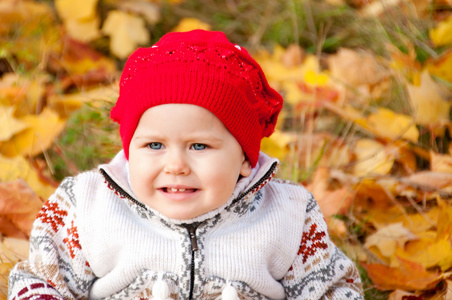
[{"left": 162, "top": 187, "right": 197, "bottom": 193}]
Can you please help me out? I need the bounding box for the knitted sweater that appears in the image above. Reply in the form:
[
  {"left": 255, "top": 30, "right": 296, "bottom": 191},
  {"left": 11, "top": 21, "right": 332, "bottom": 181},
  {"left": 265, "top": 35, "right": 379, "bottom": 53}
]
[{"left": 8, "top": 151, "right": 363, "bottom": 300}]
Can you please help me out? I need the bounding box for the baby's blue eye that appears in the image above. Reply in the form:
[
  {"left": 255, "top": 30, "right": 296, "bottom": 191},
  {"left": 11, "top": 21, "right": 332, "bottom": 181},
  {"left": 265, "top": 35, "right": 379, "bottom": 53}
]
[
  {"left": 191, "top": 143, "right": 206, "bottom": 150},
  {"left": 148, "top": 142, "right": 163, "bottom": 150}
]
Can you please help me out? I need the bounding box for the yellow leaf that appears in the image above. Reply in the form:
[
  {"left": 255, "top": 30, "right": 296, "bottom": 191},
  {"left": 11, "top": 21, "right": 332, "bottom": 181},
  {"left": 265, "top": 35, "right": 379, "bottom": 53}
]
[
  {"left": 430, "top": 16, "right": 452, "bottom": 47},
  {"left": 406, "top": 71, "right": 451, "bottom": 125},
  {"left": 353, "top": 139, "right": 395, "bottom": 177},
  {"left": 365, "top": 223, "right": 417, "bottom": 258},
  {"left": 0, "top": 108, "right": 66, "bottom": 157},
  {"left": 301, "top": 55, "right": 329, "bottom": 86},
  {"left": 439, "top": 253, "right": 452, "bottom": 272},
  {"left": 393, "top": 210, "right": 437, "bottom": 235},
  {"left": 102, "top": 10, "right": 150, "bottom": 59},
  {"left": 65, "top": 16, "right": 100, "bottom": 43},
  {"left": 281, "top": 81, "right": 304, "bottom": 105},
  {"left": 14, "top": 76, "right": 48, "bottom": 117},
  {"left": 354, "top": 107, "right": 419, "bottom": 142},
  {"left": 427, "top": 49, "right": 452, "bottom": 83},
  {"left": 171, "top": 17, "right": 211, "bottom": 32},
  {"left": 304, "top": 70, "right": 329, "bottom": 85},
  {"left": 260, "top": 130, "right": 296, "bottom": 160},
  {"left": 396, "top": 236, "right": 452, "bottom": 268},
  {"left": 47, "top": 93, "right": 84, "bottom": 118},
  {"left": 55, "top": 0, "right": 98, "bottom": 20},
  {"left": 430, "top": 151, "right": 452, "bottom": 173},
  {"left": 437, "top": 198, "right": 452, "bottom": 241},
  {"left": 254, "top": 45, "right": 304, "bottom": 83},
  {"left": 0, "top": 155, "right": 55, "bottom": 199},
  {"left": 0, "top": 106, "right": 28, "bottom": 141}
]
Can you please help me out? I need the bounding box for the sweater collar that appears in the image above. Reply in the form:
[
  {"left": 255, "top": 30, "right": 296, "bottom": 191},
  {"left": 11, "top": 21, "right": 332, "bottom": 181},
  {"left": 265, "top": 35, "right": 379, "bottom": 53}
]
[{"left": 98, "top": 150, "right": 278, "bottom": 224}]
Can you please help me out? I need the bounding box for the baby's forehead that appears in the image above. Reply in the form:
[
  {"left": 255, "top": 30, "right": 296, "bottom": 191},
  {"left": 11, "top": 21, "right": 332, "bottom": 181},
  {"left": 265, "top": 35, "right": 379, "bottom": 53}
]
[{"left": 137, "top": 104, "right": 230, "bottom": 133}]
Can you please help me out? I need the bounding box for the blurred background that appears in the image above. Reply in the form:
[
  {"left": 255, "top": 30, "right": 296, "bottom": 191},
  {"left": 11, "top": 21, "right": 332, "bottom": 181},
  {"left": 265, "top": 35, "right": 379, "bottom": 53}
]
[{"left": 1, "top": 0, "right": 452, "bottom": 298}]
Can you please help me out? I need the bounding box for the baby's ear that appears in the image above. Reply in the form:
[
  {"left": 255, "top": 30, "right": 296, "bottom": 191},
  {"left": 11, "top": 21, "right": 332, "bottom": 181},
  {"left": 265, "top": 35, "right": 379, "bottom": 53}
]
[{"left": 240, "top": 159, "right": 252, "bottom": 177}]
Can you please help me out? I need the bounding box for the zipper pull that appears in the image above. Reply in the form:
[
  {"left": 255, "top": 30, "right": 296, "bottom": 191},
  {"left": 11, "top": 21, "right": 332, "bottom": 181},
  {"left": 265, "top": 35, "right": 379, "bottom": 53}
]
[{"left": 187, "top": 225, "right": 199, "bottom": 251}]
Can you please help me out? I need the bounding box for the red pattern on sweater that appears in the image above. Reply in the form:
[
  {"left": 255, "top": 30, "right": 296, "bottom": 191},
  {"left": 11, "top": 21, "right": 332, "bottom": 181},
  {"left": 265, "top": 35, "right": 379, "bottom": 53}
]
[
  {"left": 36, "top": 201, "right": 68, "bottom": 233},
  {"left": 63, "top": 220, "right": 82, "bottom": 259},
  {"left": 297, "top": 223, "right": 328, "bottom": 264}
]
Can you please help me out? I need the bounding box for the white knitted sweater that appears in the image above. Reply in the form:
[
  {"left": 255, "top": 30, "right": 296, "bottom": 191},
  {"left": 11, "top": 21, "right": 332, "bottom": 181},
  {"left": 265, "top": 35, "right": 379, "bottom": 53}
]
[{"left": 8, "top": 151, "right": 363, "bottom": 300}]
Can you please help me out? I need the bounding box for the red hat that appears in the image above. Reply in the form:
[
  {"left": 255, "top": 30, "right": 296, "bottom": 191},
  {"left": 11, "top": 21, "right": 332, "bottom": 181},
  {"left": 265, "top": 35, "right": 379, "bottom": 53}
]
[{"left": 111, "top": 30, "right": 283, "bottom": 167}]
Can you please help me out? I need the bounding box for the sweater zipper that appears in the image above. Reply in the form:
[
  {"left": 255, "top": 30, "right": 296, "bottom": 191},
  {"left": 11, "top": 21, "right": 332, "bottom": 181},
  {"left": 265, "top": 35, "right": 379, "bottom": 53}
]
[
  {"left": 99, "top": 169, "right": 146, "bottom": 208},
  {"left": 182, "top": 223, "right": 200, "bottom": 300},
  {"left": 234, "top": 161, "right": 278, "bottom": 203},
  {"left": 99, "top": 162, "right": 277, "bottom": 297}
]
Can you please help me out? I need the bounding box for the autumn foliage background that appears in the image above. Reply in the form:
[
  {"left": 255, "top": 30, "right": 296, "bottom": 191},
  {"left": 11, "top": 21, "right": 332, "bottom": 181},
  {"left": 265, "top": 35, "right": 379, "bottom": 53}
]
[{"left": 1, "top": 0, "right": 452, "bottom": 298}]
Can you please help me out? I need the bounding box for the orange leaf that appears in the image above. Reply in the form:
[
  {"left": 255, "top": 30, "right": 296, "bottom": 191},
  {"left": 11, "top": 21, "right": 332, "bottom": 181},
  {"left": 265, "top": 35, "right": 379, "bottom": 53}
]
[
  {"left": 0, "top": 179, "right": 43, "bottom": 238},
  {"left": 307, "top": 167, "right": 355, "bottom": 218},
  {"left": 361, "top": 257, "right": 442, "bottom": 291}
]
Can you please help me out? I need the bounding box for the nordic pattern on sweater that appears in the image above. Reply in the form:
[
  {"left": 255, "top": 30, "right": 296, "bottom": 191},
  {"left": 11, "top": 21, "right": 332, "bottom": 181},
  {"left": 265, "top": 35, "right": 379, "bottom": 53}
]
[{"left": 8, "top": 151, "right": 363, "bottom": 300}]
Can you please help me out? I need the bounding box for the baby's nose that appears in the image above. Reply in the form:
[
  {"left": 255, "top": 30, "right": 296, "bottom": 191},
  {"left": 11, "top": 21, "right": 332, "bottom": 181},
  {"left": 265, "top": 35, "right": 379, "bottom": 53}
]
[{"left": 163, "top": 151, "right": 190, "bottom": 175}]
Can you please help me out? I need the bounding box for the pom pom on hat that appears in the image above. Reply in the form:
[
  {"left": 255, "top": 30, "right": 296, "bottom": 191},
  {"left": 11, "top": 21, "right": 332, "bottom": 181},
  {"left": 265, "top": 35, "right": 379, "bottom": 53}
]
[{"left": 111, "top": 29, "right": 283, "bottom": 167}]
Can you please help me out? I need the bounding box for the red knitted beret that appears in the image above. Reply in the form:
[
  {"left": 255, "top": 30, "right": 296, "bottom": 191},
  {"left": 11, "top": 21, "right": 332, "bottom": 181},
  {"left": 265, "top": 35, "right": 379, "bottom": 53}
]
[{"left": 111, "top": 29, "right": 283, "bottom": 167}]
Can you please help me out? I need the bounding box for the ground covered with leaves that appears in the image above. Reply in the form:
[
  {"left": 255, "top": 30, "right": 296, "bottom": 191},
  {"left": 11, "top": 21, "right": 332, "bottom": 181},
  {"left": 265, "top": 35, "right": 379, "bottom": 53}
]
[{"left": 1, "top": 0, "right": 452, "bottom": 299}]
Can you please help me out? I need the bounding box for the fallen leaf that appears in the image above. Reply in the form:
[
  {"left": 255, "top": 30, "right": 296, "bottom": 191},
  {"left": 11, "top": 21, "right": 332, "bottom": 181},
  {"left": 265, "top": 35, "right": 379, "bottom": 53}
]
[
  {"left": 406, "top": 71, "right": 451, "bottom": 126},
  {"left": 0, "top": 106, "right": 28, "bottom": 141},
  {"left": 437, "top": 198, "right": 452, "bottom": 241},
  {"left": 48, "top": 38, "right": 117, "bottom": 78},
  {"left": 361, "top": 257, "right": 442, "bottom": 291},
  {"left": 171, "top": 17, "right": 211, "bottom": 32},
  {"left": 281, "top": 44, "right": 304, "bottom": 67},
  {"left": 0, "top": 107, "right": 66, "bottom": 157},
  {"left": 403, "top": 171, "right": 452, "bottom": 190},
  {"left": 260, "top": 130, "right": 296, "bottom": 161},
  {"left": 352, "top": 139, "right": 395, "bottom": 177},
  {"left": 0, "top": 179, "right": 43, "bottom": 238},
  {"left": 365, "top": 222, "right": 418, "bottom": 258},
  {"left": 55, "top": 0, "right": 98, "bottom": 20},
  {"left": 0, "top": 155, "right": 56, "bottom": 200},
  {"left": 120, "top": 1, "right": 160, "bottom": 25},
  {"left": 307, "top": 167, "right": 355, "bottom": 218},
  {"left": 102, "top": 10, "right": 150, "bottom": 59},
  {"left": 255, "top": 45, "right": 304, "bottom": 84},
  {"left": 388, "top": 44, "right": 421, "bottom": 84},
  {"left": 430, "top": 151, "right": 452, "bottom": 173},
  {"left": 1, "top": 237, "right": 29, "bottom": 261},
  {"left": 396, "top": 235, "right": 452, "bottom": 269},
  {"left": 64, "top": 16, "right": 100, "bottom": 43},
  {"left": 430, "top": 15, "right": 452, "bottom": 47},
  {"left": 427, "top": 49, "right": 452, "bottom": 84},
  {"left": 354, "top": 107, "right": 419, "bottom": 142},
  {"left": 0, "top": 237, "right": 30, "bottom": 297},
  {"left": 353, "top": 178, "right": 396, "bottom": 209},
  {"left": 328, "top": 48, "right": 389, "bottom": 87},
  {"left": 301, "top": 55, "right": 330, "bottom": 86}
]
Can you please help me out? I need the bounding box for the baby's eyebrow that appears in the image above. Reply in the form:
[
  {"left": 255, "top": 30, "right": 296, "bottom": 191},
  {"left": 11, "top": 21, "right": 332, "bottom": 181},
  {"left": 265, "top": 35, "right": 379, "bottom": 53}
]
[{"left": 132, "top": 134, "right": 164, "bottom": 141}]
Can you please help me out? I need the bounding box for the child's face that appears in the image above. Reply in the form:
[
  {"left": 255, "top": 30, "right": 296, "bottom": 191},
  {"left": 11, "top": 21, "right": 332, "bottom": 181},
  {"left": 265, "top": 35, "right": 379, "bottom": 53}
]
[{"left": 128, "top": 104, "right": 252, "bottom": 220}]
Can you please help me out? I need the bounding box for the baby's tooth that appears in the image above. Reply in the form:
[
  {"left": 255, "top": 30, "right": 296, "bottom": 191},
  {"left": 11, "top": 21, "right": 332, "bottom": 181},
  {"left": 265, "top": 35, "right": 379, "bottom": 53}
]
[
  {"left": 171, "top": 188, "right": 178, "bottom": 192},
  {"left": 179, "top": 188, "right": 186, "bottom": 192}
]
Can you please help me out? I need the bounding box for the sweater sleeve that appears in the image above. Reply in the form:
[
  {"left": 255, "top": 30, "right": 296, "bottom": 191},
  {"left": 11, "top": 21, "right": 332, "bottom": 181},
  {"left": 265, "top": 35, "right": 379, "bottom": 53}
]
[
  {"left": 281, "top": 193, "right": 364, "bottom": 300},
  {"left": 8, "top": 177, "right": 95, "bottom": 300}
]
